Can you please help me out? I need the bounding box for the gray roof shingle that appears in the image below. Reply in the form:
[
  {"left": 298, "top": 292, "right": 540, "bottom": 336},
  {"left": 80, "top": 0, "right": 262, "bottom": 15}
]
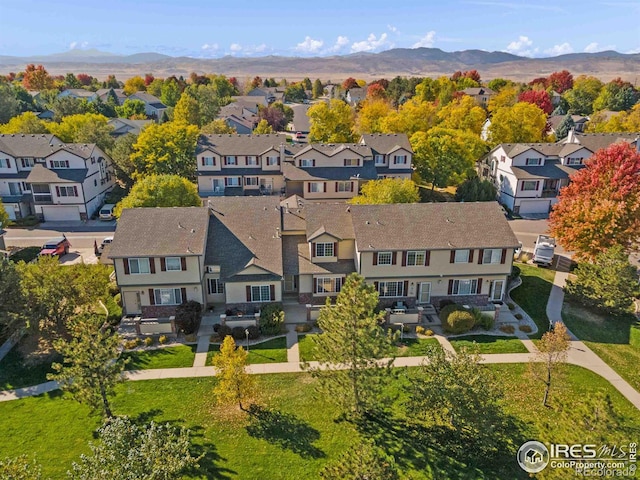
[
  {"left": 282, "top": 160, "right": 377, "bottom": 182},
  {"left": 0, "top": 134, "right": 62, "bottom": 158},
  {"left": 569, "top": 132, "right": 639, "bottom": 152},
  {"left": 25, "top": 164, "right": 88, "bottom": 184},
  {"left": 510, "top": 160, "right": 583, "bottom": 180},
  {"left": 196, "top": 134, "right": 286, "bottom": 156},
  {"left": 305, "top": 203, "right": 355, "bottom": 241},
  {"left": 359, "top": 134, "right": 413, "bottom": 155}
]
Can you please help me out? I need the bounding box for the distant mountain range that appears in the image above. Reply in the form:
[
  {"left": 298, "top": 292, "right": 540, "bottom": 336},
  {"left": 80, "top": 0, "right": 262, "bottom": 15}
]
[{"left": 0, "top": 47, "right": 638, "bottom": 82}]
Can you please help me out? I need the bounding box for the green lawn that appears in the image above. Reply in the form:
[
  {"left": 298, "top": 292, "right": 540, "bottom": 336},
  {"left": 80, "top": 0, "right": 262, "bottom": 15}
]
[
  {"left": 563, "top": 302, "right": 640, "bottom": 391},
  {"left": 207, "top": 336, "right": 288, "bottom": 365},
  {"left": 122, "top": 345, "right": 197, "bottom": 370},
  {"left": 449, "top": 335, "right": 529, "bottom": 354},
  {"left": 298, "top": 334, "right": 316, "bottom": 362},
  {"left": 300, "top": 334, "right": 440, "bottom": 360},
  {"left": 0, "top": 342, "right": 60, "bottom": 390},
  {"left": 0, "top": 365, "right": 638, "bottom": 479},
  {"left": 509, "top": 263, "right": 556, "bottom": 339}
]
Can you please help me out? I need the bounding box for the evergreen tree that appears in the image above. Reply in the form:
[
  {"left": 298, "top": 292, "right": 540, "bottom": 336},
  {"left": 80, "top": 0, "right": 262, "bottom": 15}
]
[
  {"left": 312, "top": 79, "right": 323, "bottom": 99},
  {"left": 454, "top": 175, "right": 497, "bottom": 202},
  {"left": 554, "top": 114, "right": 575, "bottom": 140}
]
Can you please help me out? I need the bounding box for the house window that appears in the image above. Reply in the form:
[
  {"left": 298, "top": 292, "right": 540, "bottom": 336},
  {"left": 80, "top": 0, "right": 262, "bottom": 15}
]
[
  {"left": 57, "top": 186, "right": 78, "bottom": 197},
  {"left": 378, "top": 281, "right": 404, "bottom": 297},
  {"left": 154, "top": 288, "right": 182, "bottom": 305},
  {"left": 50, "top": 160, "right": 70, "bottom": 168},
  {"left": 165, "top": 257, "right": 182, "bottom": 271},
  {"left": 202, "top": 156, "right": 214, "bottom": 166},
  {"left": 452, "top": 279, "right": 479, "bottom": 295},
  {"left": 128, "top": 258, "right": 150, "bottom": 274},
  {"left": 309, "top": 182, "right": 323, "bottom": 193},
  {"left": 521, "top": 181, "right": 538, "bottom": 191},
  {"left": 315, "top": 277, "right": 342, "bottom": 294},
  {"left": 454, "top": 249, "right": 470, "bottom": 263},
  {"left": 374, "top": 154, "right": 385, "bottom": 165},
  {"left": 343, "top": 158, "right": 359, "bottom": 166},
  {"left": 8, "top": 183, "right": 21, "bottom": 195},
  {"left": 377, "top": 251, "right": 392, "bottom": 265},
  {"left": 407, "top": 250, "right": 426, "bottom": 266},
  {"left": 393, "top": 155, "right": 407, "bottom": 165},
  {"left": 525, "top": 158, "right": 542, "bottom": 166},
  {"left": 0, "top": 158, "right": 10, "bottom": 168},
  {"left": 336, "top": 181, "right": 352, "bottom": 192},
  {"left": 267, "top": 156, "right": 279, "bottom": 165},
  {"left": 224, "top": 156, "right": 237, "bottom": 165},
  {"left": 482, "top": 248, "right": 502, "bottom": 264},
  {"left": 207, "top": 278, "right": 224, "bottom": 294},
  {"left": 250, "top": 285, "right": 271, "bottom": 302},
  {"left": 300, "top": 158, "right": 314, "bottom": 167},
  {"left": 245, "top": 177, "right": 259, "bottom": 186},
  {"left": 315, "top": 242, "right": 334, "bottom": 257},
  {"left": 567, "top": 157, "right": 583, "bottom": 165},
  {"left": 246, "top": 156, "right": 258, "bottom": 166},
  {"left": 21, "top": 158, "right": 34, "bottom": 168},
  {"left": 225, "top": 177, "right": 241, "bottom": 186}
]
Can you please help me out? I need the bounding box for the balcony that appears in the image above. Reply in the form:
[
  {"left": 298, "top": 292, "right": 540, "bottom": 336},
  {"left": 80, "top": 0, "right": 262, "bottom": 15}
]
[{"left": 541, "top": 189, "right": 558, "bottom": 198}]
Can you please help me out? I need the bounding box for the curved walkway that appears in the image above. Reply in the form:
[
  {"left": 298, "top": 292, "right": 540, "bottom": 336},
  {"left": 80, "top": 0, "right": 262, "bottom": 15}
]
[{"left": 2, "top": 270, "right": 640, "bottom": 410}]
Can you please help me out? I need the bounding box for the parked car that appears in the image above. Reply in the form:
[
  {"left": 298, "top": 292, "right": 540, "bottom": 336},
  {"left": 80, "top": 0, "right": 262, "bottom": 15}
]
[
  {"left": 39, "top": 236, "right": 71, "bottom": 258},
  {"left": 99, "top": 204, "right": 116, "bottom": 221},
  {"left": 97, "top": 236, "right": 113, "bottom": 256},
  {"left": 295, "top": 132, "right": 304, "bottom": 139},
  {"left": 533, "top": 235, "right": 555, "bottom": 267}
]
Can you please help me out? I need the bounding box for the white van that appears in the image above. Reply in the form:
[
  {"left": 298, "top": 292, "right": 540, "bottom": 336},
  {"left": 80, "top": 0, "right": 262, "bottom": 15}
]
[{"left": 99, "top": 204, "right": 116, "bottom": 221}]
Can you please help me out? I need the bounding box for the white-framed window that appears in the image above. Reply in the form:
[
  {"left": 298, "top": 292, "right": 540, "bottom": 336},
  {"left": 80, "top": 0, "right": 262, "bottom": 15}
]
[
  {"left": 266, "top": 156, "right": 279, "bottom": 165},
  {"left": 407, "top": 250, "right": 426, "bottom": 266},
  {"left": 482, "top": 248, "right": 502, "bottom": 264},
  {"left": 566, "top": 157, "right": 583, "bottom": 165},
  {"left": 521, "top": 180, "right": 538, "bottom": 191},
  {"left": 343, "top": 158, "right": 359, "bottom": 166},
  {"left": 393, "top": 155, "right": 407, "bottom": 164},
  {"left": 128, "top": 258, "right": 150, "bottom": 274},
  {"left": 500, "top": 155, "right": 506, "bottom": 162},
  {"left": 525, "top": 158, "right": 542, "bottom": 166},
  {"left": 154, "top": 288, "right": 182, "bottom": 305},
  {"left": 207, "top": 278, "right": 224, "bottom": 294},
  {"left": 454, "top": 249, "right": 470, "bottom": 263},
  {"left": 336, "top": 181, "right": 351, "bottom": 192},
  {"left": 202, "top": 156, "right": 214, "bottom": 166},
  {"left": 8, "top": 182, "right": 21, "bottom": 195},
  {"left": 57, "top": 186, "right": 77, "bottom": 197},
  {"left": 315, "top": 277, "right": 342, "bottom": 294},
  {"left": 245, "top": 177, "right": 259, "bottom": 186},
  {"left": 250, "top": 285, "right": 271, "bottom": 302},
  {"left": 300, "top": 158, "right": 314, "bottom": 167},
  {"left": 0, "top": 158, "right": 10, "bottom": 168},
  {"left": 452, "top": 279, "right": 479, "bottom": 295},
  {"left": 246, "top": 156, "right": 258, "bottom": 166},
  {"left": 225, "top": 177, "right": 241, "bottom": 186},
  {"left": 224, "top": 156, "right": 237, "bottom": 165},
  {"left": 50, "top": 160, "right": 70, "bottom": 168},
  {"left": 309, "top": 182, "right": 323, "bottom": 193},
  {"left": 377, "top": 251, "right": 392, "bottom": 265},
  {"left": 315, "top": 242, "right": 334, "bottom": 257},
  {"left": 21, "top": 158, "right": 34, "bottom": 168},
  {"left": 165, "top": 257, "right": 182, "bottom": 271},
  {"left": 374, "top": 154, "right": 385, "bottom": 165},
  {"left": 378, "top": 281, "right": 404, "bottom": 297}
]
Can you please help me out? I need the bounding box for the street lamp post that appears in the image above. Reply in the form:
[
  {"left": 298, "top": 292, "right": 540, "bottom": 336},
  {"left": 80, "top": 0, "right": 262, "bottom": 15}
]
[{"left": 245, "top": 328, "right": 250, "bottom": 353}]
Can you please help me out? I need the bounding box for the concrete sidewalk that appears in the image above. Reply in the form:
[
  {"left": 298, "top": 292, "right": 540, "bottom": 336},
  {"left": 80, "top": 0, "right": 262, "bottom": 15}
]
[{"left": 286, "top": 328, "right": 300, "bottom": 363}]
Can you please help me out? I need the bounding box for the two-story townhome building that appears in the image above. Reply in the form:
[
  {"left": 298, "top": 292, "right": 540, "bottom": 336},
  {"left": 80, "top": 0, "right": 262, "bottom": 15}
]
[
  {"left": 359, "top": 134, "right": 414, "bottom": 179},
  {"left": 109, "top": 207, "right": 210, "bottom": 317},
  {"left": 0, "top": 134, "right": 115, "bottom": 221},
  {"left": 459, "top": 87, "right": 495, "bottom": 108}
]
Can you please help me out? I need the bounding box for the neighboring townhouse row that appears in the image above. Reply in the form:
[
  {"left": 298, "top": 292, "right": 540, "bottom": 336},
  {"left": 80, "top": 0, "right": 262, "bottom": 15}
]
[
  {"left": 109, "top": 197, "right": 518, "bottom": 317},
  {"left": 478, "top": 131, "right": 640, "bottom": 215},
  {"left": 195, "top": 133, "right": 414, "bottom": 200},
  {"left": 0, "top": 134, "right": 115, "bottom": 221}
]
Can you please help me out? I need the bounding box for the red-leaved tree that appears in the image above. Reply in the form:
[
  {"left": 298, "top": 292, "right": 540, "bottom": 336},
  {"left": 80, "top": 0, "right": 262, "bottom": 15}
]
[
  {"left": 547, "top": 70, "right": 574, "bottom": 93},
  {"left": 366, "top": 83, "right": 386, "bottom": 99},
  {"left": 342, "top": 77, "right": 359, "bottom": 90},
  {"left": 549, "top": 143, "right": 640, "bottom": 260},
  {"left": 22, "top": 64, "right": 54, "bottom": 90},
  {"left": 518, "top": 90, "right": 553, "bottom": 115}
]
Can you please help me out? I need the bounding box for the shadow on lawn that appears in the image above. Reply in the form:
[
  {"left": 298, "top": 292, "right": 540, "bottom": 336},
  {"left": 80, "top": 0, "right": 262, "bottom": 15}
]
[
  {"left": 246, "top": 404, "right": 325, "bottom": 459},
  {"left": 187, "top": 425, "right": 236, "bottom": 480}
]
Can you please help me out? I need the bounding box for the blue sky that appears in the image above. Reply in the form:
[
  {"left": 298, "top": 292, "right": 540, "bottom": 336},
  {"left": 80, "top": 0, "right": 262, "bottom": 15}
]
[{"left": 1, "top": 0, "right": 639, "bottom": 57}]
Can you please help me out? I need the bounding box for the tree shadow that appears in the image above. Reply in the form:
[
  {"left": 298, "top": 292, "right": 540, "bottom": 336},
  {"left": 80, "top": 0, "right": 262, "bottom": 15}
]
[
  {"left": 245, "top": 404, "right": 326, "bottom": 459},
  {"left": 187, "top": 425, "right": 236, "bottom": 480}
]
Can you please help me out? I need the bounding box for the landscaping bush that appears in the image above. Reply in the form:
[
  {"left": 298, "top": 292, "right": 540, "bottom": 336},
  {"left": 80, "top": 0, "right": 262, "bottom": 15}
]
[
  {"left": 520, "top": 252, "right": 531, "bottom": 262},
  {"left": 104, "top": 184, "right": 127, "bottom": 205},
  {"left": 402, "top": 324, "right": 412, "bottom": 333},
  {"left": 295, "top": 323, "right": 312, "bottom": 333},
  {"left": 416, "top": 326, "right": 425, "bottom": 335},
  {"left": 124, "top": 338, "right": 141, "bottom": 350},
  {"left": 499, "top": 325, "right": 516, "bottom": 334},
  {"left": 158, "top": 335, "right": 168, "bottom": 344},
  {"left": 213, "top": 323, "right": 221, "bottom": 333},
  {"left": 439, "top": 298, "right": 456, "bottom": 310},
  {"left": 514, "top": 313, "right": 523, "bottom": 320},
  {"left": 519, "top": 325, "right": 532, "bottom": 333},
  {"left": 510, "top": 265, "right": 521, "bottom": 280},
  {"left": 103, "top": 294, "right": 122, "bottom": 326},
  {"left": 247, "top": 325, "right": 260, "bottom": 339},
  {"left": 260, "top": 302, "right": 285, "bottom": 335},
  {"left": 232, "top": 326, "right": 247, "bottom": 340},
  {"left": 443, "top": 310, "right": 475, "bottom": 334},
  {"left": 144, "top": 337, "right": 154, "bottom": 347},
  {"left": 507, "top": 302, "right": 515, "bottom": 310},
  {"left": 439, "top": 303, "right": 464, "bottom": 322},
  {"left": 9, "top": 246, "right": 40, "bottom": 264},
  {"left": 7, "top": 215, "right": 39, "bottom": 228},
  {"left": 474, "top": 311, "right": 495, "bottom": 331},
  {"left": 174, "top": 300, "right": 203, "bottom": 335},
  {"left": 425, "top": 329, "right": 434, "bottom": 336},
  {"left": 217, "top": 324, "right": 232, "bottom": 339},
  {"left": 114, "top": 292, "right": 121, "bottom": 306}
]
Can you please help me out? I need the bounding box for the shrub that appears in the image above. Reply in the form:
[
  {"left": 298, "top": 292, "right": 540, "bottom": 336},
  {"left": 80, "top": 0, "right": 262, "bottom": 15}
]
[
  {"left": 158, "top": 335, "right": 168, "bottom": 344},
  {"left": 124, "top": 339, "right": 140, "bottom": 350},
  {"left": 174, "top": 300, "right": 203, "bottom": 334},
  {"left": 247, "top": 325, "right": 260, "bottom": 339},
  {"left": 439, "top": 303, "right": 464, "bottom": 322},
  {"left": 184, "top": 333, "right": 197, "bottom": 342},
  {"left": 439, "top": 299, "right": 456, "bottom": 310},
  {"left": 499, "top": 325, "right": 516, "bottom": 334},
  {"left": 213, "top": 323, "right": 221, "bottom": 333},
  {"left": 144, "top": 336, "right": 154, "bottom": 346},
  {"left": 416, "top": 326, "right": 425, "bottom": 335},
  {"left": 514, "top": 313, "right": 523, "bottom": 320},
  {"left": 232, "top": 326, "right": 247, "bottom": 340},
  {"left": 519, "top": 325, "right": 532, "bottom": 333},
  {"left": 217, "top": 324, "right": 232, "bottom": 339},
  {"left": 425, "top": 329, "right": 434, "bottom": 336},
  {"left": 444, "top": 310, "right": 475, "bottom": 334},
  {"left": 520, "top": 252, "right": 531, "bottom": 262},
  {"left": 260, "top": 303, "right": 285, "bottom": 335},
  {"left": 7, "top": 215, "right": 39, "bottom": 228},
  {"left": 104, "top": 294, "right": 123, "bottom": 325},
  {"left": 476, "top": 313, "right": 495, "bottom": 331},
  {"left": 9, "top": 246, "right": 40, "bottom": 264},
  {"left": 507, "top": 302, "right": 515, "bottom": 310},
  {"left": 295, "top": 323, "right": 312, "bottom": 333},
  {"left": 510, "top": 265, "right": 521, "bottom": 280},
  {"left": 114, "top": 292, "right": 122, "bottom": 306}
]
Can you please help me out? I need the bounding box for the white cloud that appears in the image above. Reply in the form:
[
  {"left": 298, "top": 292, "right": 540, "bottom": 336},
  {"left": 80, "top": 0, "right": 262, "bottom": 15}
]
[
  {"left": 230, "top": 43, "right": 242, "bottom": 52},
  {"left": 254, "top": 43, "right": 267, "bottom": 53},
  {"left": 627, "top": 47, "right": 640, "bottom": 54},
  {"left": 505, "top": 35, "right": 538, "bottom": 57},
  {"left": 584, "top": 42, "right": 616, "bottom": 53},
  {"left": 201, "top": 43, "right": 219, "bottom": 51},
  {"left": 327, "top": 35, "right": 350, "bottom": 54},
  {"left": 69, "top": 41, "right": 89, "bottom": 50},
  {"left": 544, "top": 42, "right": 573, "bottom": 56},
  {"left": 388, "top": 24, "right": 398, "bottom": 33},
  {"left": 351, "top": 33, "right": 390, "bottom": 53},
  {"left": 412, "top": 31, "right": 436, "bottom": 48},
  {"left": 227, "top": 43, "right": 269, "bottom": 56},
  {"left": 295, "top": 36, "right": 324, "bottom": 54}
]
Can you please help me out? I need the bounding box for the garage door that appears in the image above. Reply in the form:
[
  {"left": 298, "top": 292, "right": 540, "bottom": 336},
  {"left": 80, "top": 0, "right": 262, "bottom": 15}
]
[
  {"left": 42, "top": 206, "right": 80, "bottom": 221},
  {"left": 518, "top": 200, "right": 551, "bottom": 215}
]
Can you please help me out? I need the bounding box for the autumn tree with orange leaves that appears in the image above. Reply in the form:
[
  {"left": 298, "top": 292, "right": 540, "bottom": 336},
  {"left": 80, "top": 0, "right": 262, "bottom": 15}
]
[
  {"left": 549, "top": 143, "right": 640, "bottom": 260},
  {"left": 22, "top": 64, "right": 54, "bottom": 90}
]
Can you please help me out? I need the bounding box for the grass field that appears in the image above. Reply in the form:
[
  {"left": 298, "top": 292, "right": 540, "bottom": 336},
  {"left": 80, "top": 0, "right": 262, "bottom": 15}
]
[
  {"left": 122, "top": 345, "right": 197, "bottom": 370},
  {"left": 0, "top": 364, "right": 638, "bottom": 479},
  {"left": 207, "top": 336, "right": 288, "bottom": 365},
  {"left": 0, "top": 341, "right": 60, "bottom": 390},
  {"left": 509, "top": 263, "right": 556, "bottom": 339},
  {"left": 449, "top": 335, "right": 529, "bottom": 354},
  {"left": 563, "top": 302, "right": 640, "bottom": 391}
]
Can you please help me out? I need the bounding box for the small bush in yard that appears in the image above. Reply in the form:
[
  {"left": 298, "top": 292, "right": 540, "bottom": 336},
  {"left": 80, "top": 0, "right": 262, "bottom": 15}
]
[
  {"left": 295, "top": 323, "right": 312, "bottom": 333},
  {"left": 425, "top": 329, "right": 434, "bottom": 336},
  {"left": 247, "top": 325, "right": 260, "bottom": 339},
  {"left": 514, "top": 313, "right": 523, "bottom": 320},
  {"left": 499, "top": 325, "right": 516, "bottom": 334},
  {"left": 158, "top": 335, "right": 168, "bottom": 344},
  {"left": 232, "top": 326, "right": 247, "bottom": 340},
  {"left": 439, "top": 299, "right": 456, "bottom": 310},
  {"left": 416, "top": 326, "right": 425, "bottom": 335},
  {"left": 174, "top": 300, "right": 203, "bottom": 335},
  {"left": 507, "top": 302, "right": 515, "bottom": 310},
  {"left": 444, "top": 310, "right": 475, "bottom": 334},
  {"left": 476, "top": 313, "right": 495, "bottom": 331},
  {"left": 510, "top": 265, "right": 521, "bottom": 279},
  {"left": 439, "top": 303, "right": 464, "bottom": 322},
  {"left": 520, "top": 252, "right": 531, "bottom": 262},
  {"left": 144, "top": 337, "right": 154, "bottom": 347},
  {"left": 124, "top": 339, "right": 140, "bottom": 350},
  {"left": 217, "top": 324, "right": 232, "bottom": 339},
  {"left": 213, "top": 323, "right": 221, "bottom": 333},
  {"left": 519, "top": 325, "right": 532, "bottom": 333},
  {"left": 260, "top": 303, "right": 285, "bottom": 335}
]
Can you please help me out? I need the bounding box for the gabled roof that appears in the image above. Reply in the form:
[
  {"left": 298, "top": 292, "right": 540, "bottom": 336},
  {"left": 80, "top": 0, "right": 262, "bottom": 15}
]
[
  {"left": 360, "top": 133, "right": 413, "bottom": 155},
  {"left": 25, "top": 164, "right": 88, "bottom": 184},
  {"left": 501, "top": 143, "right": 565, "bottom": 158},
  {"left": 547, "top": 115, "right": 588, "bottom": 130},
  {"left": 461, "top": 87, "right": 495, "bottom": 96},
  {"left": 196, "top": 134, "right": 285, "bottom": 156},
  {"left": 129, "top": 92, "right": 166, "bottom": 108},
  {"left": 109, "top": 207, "right": 210, "bottom": 258},
  {"left": 350, "top": 202, "right": 519, "bottom": 251},
  {"left": 282, "top": 160, "right": 377, "bottom": 182},
  {"left": 289, "top": 143, "right": 371, "bottom": 159},
  {"left": 510, "top": 160, "right": 584, "bottom": 180},
  {"left": 305, "top": 203, "right": 355, "bottom": 241},
  {"left": 0, "top": 134, "right": 63, "bottom": 158},
  {"left": 205, "top": 196, "right": 283, "bottom": 282},
  {"left": 60, "top": 88, "right": 96, "bottom": 98},
  {"left": 108, "top": 118, "right": 152, "bottom": 136},
  {"left": 567, "top": 132, "right": 639, "bottom": 152},
  {"left": 280, "top": 195, "right": 306, "bottom": 232}
]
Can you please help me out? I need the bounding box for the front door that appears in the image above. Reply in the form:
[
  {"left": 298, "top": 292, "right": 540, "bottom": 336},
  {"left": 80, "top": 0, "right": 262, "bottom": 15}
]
[
  {"left": 284, "top": 275, "right": 298, "bottom": 292},
  {"left": 491, "top": 280, "right": 504, "bottom": 302},
  {"left": 123, "top": 291, "right": 142, "bottom": 315},
  {"left": 418, "top": 282, "right": 431, "bottom": 304},
  {"left": 212, "top": 179, "right": 224, "bottom": 194}
]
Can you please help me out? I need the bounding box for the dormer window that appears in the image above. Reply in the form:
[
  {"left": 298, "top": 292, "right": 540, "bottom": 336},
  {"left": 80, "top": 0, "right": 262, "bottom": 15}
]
[
  {"left": 300, "top": 159, "right": 314, "bottom": 167},
  {"left": 20, "top": 158, "right": 35, "bottom": 168},
  {"left": 374, "top": 154, "right": 385, "bottom": 165},
  {"left": 266, "top": 156, "right": 280, "bottom": 165},
  {"left": 202, "top": 156, "right": 215, "bottom": 166},
  {"left": 566, "top": 157, "right": 583, "bottom": 165},
  {"left": 393, "top": 155, "right": 407, "bottom": 165},
  {"left": 525, "top": 158, "right": 542, "bottom": 166},
  {"left": 224, "top": 156, "right": 237, "bottom": 165},
  {"left": 0, "top": 158, "right": 10, "bottom": 168},
  {"left": 50, "top": 160, "right": 70, "bottom": 168},
  {"left": 343, "top": 158, "right": 359, "bottom": 166},
  {"left": 315, "top": 242, "right": 334, "bottom": 257},
  {"left": 246, "top": 156, "right": 258, "bottom": 166}
]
